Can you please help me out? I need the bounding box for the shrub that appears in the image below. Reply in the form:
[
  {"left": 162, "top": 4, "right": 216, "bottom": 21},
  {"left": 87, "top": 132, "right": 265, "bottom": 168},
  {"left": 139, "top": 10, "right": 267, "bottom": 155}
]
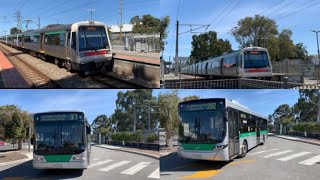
[
  {"left": 146, "top": 133, "right": 158, "bottom": 143},
  {"left": 292, "top": 122, "right": 320, "bottom": 133}
]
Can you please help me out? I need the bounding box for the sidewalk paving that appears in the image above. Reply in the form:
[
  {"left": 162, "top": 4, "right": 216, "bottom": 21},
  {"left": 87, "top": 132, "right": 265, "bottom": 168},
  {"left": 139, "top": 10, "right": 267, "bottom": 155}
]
[
  {"left": 160, "top": 146, "right": 178, "bottom": 157},
  {"left": 94, "top": 144, "right": 160, "bottom": 159},
  {"left": 0, "top": 149, "right": 32, "bottom": 166},
  {"left": 273, "top": 134, "right": 320, "bottom": 146}
]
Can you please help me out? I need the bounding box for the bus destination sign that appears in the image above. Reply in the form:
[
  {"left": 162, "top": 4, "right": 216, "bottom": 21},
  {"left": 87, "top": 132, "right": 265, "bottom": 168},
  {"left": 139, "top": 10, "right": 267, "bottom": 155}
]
[
  {"left": 180, "top": 102, "right": 217, "bottom": 111},
  {"left": 36, "top": 113, "right": 82, "bottom": 121}
]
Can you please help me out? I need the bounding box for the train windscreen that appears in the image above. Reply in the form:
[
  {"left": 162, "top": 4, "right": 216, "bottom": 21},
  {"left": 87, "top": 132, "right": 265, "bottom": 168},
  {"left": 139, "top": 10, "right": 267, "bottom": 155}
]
[
  {"left": 78, "top": 26, "right": 110, "bottom": 52},
  {"left": 244, "top": 51, "right": 270, "bottom": 69}
]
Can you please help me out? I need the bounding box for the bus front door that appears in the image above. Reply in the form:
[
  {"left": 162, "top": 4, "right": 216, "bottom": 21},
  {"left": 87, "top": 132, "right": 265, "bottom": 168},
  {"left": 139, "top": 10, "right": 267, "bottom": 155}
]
[{"left": 228, "top": 110, "right": 240, "bottom": 159}]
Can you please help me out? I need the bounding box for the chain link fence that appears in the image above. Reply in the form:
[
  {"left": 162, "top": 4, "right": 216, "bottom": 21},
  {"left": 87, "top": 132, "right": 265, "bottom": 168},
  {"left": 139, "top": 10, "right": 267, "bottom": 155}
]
[{"left": 110, "top": 33, "right": 160, "bottom": 53}]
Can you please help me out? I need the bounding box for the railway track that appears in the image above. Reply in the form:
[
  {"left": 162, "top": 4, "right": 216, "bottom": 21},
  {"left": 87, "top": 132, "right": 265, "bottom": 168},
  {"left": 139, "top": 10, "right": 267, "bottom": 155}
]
[
  {"left": 90, "top": 73, "right": 148, "bottom": 89},
  {"left": 0, "top": 45, "right": 64, "bottom": 88}
]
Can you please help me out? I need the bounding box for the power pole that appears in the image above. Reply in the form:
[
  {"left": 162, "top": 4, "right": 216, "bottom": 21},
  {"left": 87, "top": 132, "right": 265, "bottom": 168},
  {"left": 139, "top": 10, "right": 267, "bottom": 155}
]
[
  {"left": 311, "top": 30, "right": 320, "bottom": 61},
  {"left": 38, "top": 16, "right": 40, "bottom": 30},
  {"left": 14, "top": 10, "right": 22, "bottom": 32},
  {"left": 24, "top": 18, "right": 32, "bottom": 30},
  {"left": 119, "top": 0, "right": 123, "bottom": 40},
  {"left": 175, "top": 20, "right": 179, "bottom": 76},
  {"left": 87, "top": 9, "right": 95, "bottom": 20}
]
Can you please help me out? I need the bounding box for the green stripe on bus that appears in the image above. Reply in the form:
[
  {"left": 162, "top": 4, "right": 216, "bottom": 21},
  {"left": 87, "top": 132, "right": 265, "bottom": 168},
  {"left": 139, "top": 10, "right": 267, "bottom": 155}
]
[
  {"left": 240, "top": 132, "right": 256, "bottom": 138},
  {"left": 260, "top": 130, "right": 268, "bottom": 134},
  {"left": 45, "top": 31, "right": 65, "bottom": 35},
  {"left": 181, "top": 143, "right": 215, "bottom": 151},
  {"left": 44, "top": 155, "right": 72, "bottom": 162}
]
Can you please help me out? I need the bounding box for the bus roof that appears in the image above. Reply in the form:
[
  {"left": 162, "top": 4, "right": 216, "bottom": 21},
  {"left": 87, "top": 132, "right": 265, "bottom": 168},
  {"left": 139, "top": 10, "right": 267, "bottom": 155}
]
[{"left": 34, "top": 110, "right": 85, "bottom": 114}]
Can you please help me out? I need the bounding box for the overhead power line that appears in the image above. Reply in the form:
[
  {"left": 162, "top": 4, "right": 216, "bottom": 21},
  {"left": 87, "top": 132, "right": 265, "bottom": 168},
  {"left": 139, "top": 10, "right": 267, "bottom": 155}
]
[{"left": 276, "top": 0, "right": 320, "bottom": 21}]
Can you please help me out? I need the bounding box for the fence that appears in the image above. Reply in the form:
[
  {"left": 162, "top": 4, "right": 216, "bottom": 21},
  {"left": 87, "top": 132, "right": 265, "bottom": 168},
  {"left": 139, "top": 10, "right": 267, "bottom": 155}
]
[
  {"left": 106, "top": 140, "right": 159, "bottom": 151},
  {"left": 271, "top": 125, "right": 320, "bottom": 140},
  {"left": 110, "top": 33, "right": 160, "bottom": 53},
  {"left": 161, "top": 78, "right": 320, "bottom": 89}
]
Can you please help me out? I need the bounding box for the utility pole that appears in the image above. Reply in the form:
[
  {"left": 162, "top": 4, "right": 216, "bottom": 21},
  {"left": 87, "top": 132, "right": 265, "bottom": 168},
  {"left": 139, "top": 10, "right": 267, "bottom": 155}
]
[
  {"left": 38, "top": 16, "right": 40, "bottom": 30},
  {"left": 175, "top": 20, "right": 179, "bottom": 76},
  {"left": 133, "top": 104, "right": 136, "bottom": 132},
  {"left": 87, "top": 9, "right": 95, "bottom": 20},
  {"left": 14, "top": 10, "right": 22, "bottom": 32},
  {"left": 119, "top": 0, "right": 123, "bottom": 41},
  {"left": 311, "top": 30, "right": 320, "bottom": 62},
  {"left": 24, "top": 18, "right": 32, "bottom": 30}
]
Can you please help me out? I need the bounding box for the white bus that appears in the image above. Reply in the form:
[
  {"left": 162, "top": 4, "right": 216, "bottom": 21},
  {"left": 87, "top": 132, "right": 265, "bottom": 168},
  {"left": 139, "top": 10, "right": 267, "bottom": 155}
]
[
  {"left": 32, "top": 111, "right": 91, "bottom": 169},
  {"left": 178, "top": 98, "right": 268, "bottom": 161}
]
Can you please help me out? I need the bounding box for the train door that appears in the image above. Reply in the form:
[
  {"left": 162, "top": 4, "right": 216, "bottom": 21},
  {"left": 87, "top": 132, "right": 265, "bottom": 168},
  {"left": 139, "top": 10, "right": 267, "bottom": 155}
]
[
  {"left": 21, "top": 35, "right": 24, "bottom": 47},
  {"left": 228, "top": 109, "right": 240, "bottom": 158},
  {"left": 256, "top": 118, "right": 261, "bottom": 145},
  {"left": 70, "top": 32, "right": 77, "bottom": 62},
  {"left": 220, "top": 58, "right": 224, "bottom": 76},
  {"left": 40, "top": 33, "right": 44, "bottom": 52},
  {"left": 205, "top": 62, "right": 208, "bottom": 75},
  {"left": 66, "top": 32, "right": 71, "bottom": 60}
]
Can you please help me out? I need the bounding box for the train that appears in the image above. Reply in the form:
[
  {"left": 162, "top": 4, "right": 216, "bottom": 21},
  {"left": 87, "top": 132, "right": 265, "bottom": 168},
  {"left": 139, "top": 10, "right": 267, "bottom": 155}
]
[
  {"left": 181, "top": 47, "right": 273, "bottom": 80},
  {"left": 0, "top": 21, "right": 114, "bottom": 75}
]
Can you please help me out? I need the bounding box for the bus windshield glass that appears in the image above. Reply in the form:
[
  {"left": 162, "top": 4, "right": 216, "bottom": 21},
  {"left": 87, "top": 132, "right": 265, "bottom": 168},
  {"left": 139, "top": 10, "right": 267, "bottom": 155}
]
[
  {"left": 34, "top": 121, "right": 85, "bottom": 155},
  {"left": 244, "top": 51, "right": 270, "bottom": 68},
  {"left": 179, "top": 110, "right": 226, "bottom": 144},
  {"left": 79, "top": 26, "right": 109, "bottom": 52}
]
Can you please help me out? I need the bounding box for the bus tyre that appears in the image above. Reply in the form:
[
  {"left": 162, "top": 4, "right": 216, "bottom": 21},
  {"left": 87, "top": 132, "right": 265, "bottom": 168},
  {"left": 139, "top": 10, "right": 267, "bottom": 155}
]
[{"left": 239, "top": 141, "right": 248, "bottom": 158}]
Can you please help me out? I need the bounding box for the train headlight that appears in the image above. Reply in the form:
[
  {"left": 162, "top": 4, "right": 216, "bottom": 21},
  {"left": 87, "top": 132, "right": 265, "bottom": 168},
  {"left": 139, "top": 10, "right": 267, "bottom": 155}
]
[{"left": 213, "top": 144, "right": 228, "bottom": 150}]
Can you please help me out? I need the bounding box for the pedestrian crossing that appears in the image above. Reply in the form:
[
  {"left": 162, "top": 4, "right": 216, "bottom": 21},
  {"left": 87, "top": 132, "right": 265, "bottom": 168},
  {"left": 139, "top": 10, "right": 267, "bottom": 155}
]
[
  {"left": 89, "top": 158, "right": 159, "bottom": 179},
  {"left": 248, "top": 149, "right": 320, "bottom": 166}
]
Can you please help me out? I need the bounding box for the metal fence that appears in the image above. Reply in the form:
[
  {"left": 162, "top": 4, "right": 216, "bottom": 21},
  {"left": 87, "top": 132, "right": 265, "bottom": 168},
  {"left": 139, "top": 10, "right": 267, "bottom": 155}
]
[
  {"left": 161, "top": 78, "right": 320, "bottom": 89},
  {"left": 110, "top": 33, "right": 160, "bottom": 53},
  {"left": 272, "top": 59, "right": 302, "bottom": 74},
  {"left": 106, "top": 140, "right": 159, "bottom": 151}
]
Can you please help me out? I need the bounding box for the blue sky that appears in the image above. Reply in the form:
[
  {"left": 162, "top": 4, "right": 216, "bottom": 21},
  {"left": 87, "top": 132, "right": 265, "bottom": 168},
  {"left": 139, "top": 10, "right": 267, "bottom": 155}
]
[
  {"left": 161, "top": 0, "right": 320, "bottom": 61},
  {"left": 154, "top": 89, "right": 300, "bottom": 118},
  {"left": 0, "top": 89, "right": 299, "bottom": 124},
  {"left": 0, "top": 0, "right": 159, "bottom": 35}
]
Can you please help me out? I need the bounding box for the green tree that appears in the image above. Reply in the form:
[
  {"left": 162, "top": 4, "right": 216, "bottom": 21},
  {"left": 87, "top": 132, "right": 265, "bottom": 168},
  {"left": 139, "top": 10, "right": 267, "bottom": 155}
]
[
  {"left": 91, "top": 115, "right": 112, "bottom": 136},
  {"left": 181, "top": 95, "right": 200, "bottom": 102},
  {"left": 189, "top": 31, "right": 232, "bottom": 63},
  {"left": 295, "top": 43, "right": 309, "bottom": 60},
  {"left": 159, "top": 90, "right": 180, "bottom": 148},
  {"left": 294, "top": 90, "right": 320, "bottom": 122},
  {"left": 278, "top": 29, "right": 297, "bottom": 60},
  {"left": 132, "top": 14, "right": 160, "bottom": 34},
  {"left": 231, "top": 15, "right": 278, "bottom": 48},
  {"left": 10, "top": 27, "right": 22, "bottom": 35},
  {"left": 130, "top": 16, "right": 140, "bottom": 25},
  {"left": 272, "top": 104, "right": 293, "bottom": 125},
  {"left": 160, "top": 16, "right": 170, "bottom": 51}
]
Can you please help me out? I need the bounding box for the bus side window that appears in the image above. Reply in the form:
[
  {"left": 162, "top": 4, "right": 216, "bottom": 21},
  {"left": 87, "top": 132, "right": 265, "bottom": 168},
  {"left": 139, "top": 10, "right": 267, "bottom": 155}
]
[
  {"left": 71, "top": 32, "right": 76, "bottom": 50},
  {"left": 67, "top": 32, "right": 70, "bottom": 47}
]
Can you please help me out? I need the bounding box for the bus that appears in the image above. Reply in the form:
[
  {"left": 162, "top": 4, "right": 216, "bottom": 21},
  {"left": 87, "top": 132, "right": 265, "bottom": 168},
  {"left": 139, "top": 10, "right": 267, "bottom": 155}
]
[
  {"left": 32, "top": 111, "right": 91, "bottom": 169},
  {"left": 177, "top": 98, "right": 268, "bottom": 161}
]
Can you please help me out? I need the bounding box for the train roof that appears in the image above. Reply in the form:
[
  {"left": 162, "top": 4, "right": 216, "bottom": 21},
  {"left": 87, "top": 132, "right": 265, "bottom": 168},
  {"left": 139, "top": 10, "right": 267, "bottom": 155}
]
[{"left": 179, "top": 98, "right": 267, "bottom": 120}]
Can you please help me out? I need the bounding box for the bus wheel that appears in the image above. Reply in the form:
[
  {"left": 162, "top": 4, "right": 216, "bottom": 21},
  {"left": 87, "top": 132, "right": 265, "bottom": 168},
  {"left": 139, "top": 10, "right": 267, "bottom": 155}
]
[{"left": 239, "top": 141, "right": 248, "bottom": 158}]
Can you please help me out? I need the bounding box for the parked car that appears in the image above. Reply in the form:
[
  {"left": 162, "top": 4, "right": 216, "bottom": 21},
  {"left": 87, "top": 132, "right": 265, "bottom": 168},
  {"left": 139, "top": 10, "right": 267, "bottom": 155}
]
[{"left": 0, "top": 141, "right": 5, "bottom": 145}]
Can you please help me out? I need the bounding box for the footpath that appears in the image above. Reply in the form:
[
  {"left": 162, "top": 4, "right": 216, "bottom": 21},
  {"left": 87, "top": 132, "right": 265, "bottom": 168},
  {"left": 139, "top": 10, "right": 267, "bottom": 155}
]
[
  {"left": 271, "top": 133, "right": 320, "bottom": 146},
  {"left": 0, "top": 145, "right": 33, "bottom": 167},
  {"left": 94, "top": 144, "right": 160, "bottom": 159}
]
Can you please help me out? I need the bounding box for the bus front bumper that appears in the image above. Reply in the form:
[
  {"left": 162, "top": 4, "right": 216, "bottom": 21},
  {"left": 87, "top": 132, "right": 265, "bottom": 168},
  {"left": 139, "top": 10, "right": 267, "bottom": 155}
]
[
  {"left": 33, "top": 161, "right": 88, "bottom": 169},
  {"left": 177, "top": 149, "right": 229, "bottom": 161}
]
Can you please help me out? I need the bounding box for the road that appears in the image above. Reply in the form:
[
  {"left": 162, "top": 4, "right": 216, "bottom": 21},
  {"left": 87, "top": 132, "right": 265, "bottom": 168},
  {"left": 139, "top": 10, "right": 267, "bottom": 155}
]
[
  {"left": 0, "top": 145, "right": 159, "bottom": 180},
  {"left": 160, "top": 136, "right": 320, "bottom": 180}
]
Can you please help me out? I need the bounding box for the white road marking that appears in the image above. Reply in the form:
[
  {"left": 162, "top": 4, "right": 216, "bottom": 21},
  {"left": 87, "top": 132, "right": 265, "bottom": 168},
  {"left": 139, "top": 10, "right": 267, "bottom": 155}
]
[
  {"left": 89, "top": 159, "right": 113, "bottom": 168},
  {"left": 99, "top": 160, "right": 131, "bottom": 172},
  {"left": 277, "top": 152, "right": 311, "bottom": 161},
  {"left": 121, "top": 162, "right": 152, "bottom": 175},
  {"left": 148, "top": 168, "right": 160, "bottom": 179},
  {"left": 262, "top": 150, "right": 293, "bottom": 158},
  {"left": 299, "top": 155, "right": 320, "bottom": 165},
  {"left": 249, "top": 149, "right": 278, "bottom": 155}
]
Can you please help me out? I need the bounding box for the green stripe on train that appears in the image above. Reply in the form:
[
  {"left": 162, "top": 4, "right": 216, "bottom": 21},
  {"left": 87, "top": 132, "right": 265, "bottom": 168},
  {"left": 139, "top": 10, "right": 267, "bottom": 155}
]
[
  {"left": 45, "top": 31, "right": 66, "bottom": 35},
  {"left": 181, "top": 143, "right": 215, "bottom": 151},
  {"left": 44, "top": 155, "right": 72, "bottom": 162}
]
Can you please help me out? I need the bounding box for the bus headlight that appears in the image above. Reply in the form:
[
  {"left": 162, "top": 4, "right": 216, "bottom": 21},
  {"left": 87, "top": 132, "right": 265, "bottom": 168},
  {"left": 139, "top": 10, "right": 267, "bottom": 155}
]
[{"left": 213, "top": 144, "right": 228, "bottom": 150}]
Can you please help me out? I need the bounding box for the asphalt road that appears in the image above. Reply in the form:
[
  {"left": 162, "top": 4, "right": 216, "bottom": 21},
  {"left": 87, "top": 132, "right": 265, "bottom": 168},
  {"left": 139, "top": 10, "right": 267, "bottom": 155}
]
[
  {"left": 160, "top": 136, "right": 320, "bottom": 180},
  {"left": 0, "top": 145, "right": 159, "bottom": 180}
]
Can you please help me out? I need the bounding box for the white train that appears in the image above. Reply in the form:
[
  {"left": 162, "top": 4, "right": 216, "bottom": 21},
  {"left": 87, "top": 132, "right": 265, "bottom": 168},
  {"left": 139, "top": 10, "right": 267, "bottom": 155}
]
[{"left": 181, "top": 47, "right": 273, "bottom": 80}]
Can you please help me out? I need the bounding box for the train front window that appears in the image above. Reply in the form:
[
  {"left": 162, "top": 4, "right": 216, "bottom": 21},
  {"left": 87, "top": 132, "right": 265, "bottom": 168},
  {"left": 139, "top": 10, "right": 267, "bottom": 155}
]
[
  {"left": 179, "top": 110, "right": 226, "bottom": 144},
  {"left": 244, "top": 51, "right": 270, "bottom": 68},
  {"left": 78, "top": 26, "right": 109, "bottom": 52}
]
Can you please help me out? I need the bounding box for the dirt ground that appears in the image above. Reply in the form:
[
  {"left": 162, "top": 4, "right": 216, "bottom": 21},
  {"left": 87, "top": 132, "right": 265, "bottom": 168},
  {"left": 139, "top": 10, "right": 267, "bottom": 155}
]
[{"left": 0, "top": 151, "right": 28, "bottom": 163}]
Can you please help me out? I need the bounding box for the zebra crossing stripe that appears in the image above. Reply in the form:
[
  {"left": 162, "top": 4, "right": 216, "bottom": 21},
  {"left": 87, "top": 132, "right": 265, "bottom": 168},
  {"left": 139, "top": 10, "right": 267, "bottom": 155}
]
[
  {"left": 89, "top": 159, "right": 113, "bottom": 168},
  {"left": 148, "top": 167, "right": 160, "bottom": 179},
  {"left": 121, "top": 162, "right": 152, "bottom": 175},
  {"left": 99, "top": 160, "right": 131, "bottom": 172},
  {"left": 249, "top": 149, "right": 278, "bottom": 155},
  {"left": 262, "top": 150, "right": 293, "bottom": 158},
  {"left": 277, "top": 152, "right": 311, "bottom": 161},
  {"left": 299, "top": 155, "right": 320, "bottom": 165}
]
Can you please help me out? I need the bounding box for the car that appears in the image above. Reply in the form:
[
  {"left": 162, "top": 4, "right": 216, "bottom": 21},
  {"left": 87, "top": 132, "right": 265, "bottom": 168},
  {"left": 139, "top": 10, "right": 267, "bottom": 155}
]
[{"left": 0, "top": 141, "right": 5, "bottom": 145}]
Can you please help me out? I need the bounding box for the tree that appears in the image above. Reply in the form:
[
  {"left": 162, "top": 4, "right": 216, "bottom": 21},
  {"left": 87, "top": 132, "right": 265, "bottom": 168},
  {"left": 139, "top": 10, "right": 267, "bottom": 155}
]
[
  {"left": 130, "top": 16, "right": 140, "bottom": 25},
  {"left": 91, "top": 115, "right": 112, "bottom": 136},
  {"left": 159, "top": 91, "right": 180, "bottom": 148},
  {"left": 294, "top": 90, "right": 320, "bottom": 122},
  {"left": 10, "top": 27, "right": 22, "bottom": 35},
  {"left": 295, "top": 43, "right": 309, "bottom": 60},
  {"left": 160, "top": 16, "right": 170, "bottom": 51},
  {"left": 272, "top": 104, "right": 293, "bottom": 125},
  {"left": 181, "top": 95, "right": 200, "bottom": 102},
  {"left": 189, "top": 31, "right": 232, "bottom": 63},
  {"left": 132, "top": 14, "right": 160, "bottom": 34},
  {"left": 231, "top": 15, "right": 278, "bottom": 48},
  {"left": 277, "top": 29, "right": 297, "bottom": 60}
]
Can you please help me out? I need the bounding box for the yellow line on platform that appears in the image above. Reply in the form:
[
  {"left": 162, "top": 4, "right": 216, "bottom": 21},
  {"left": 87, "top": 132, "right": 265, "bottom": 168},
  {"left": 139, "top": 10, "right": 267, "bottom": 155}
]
[{"left": 180, "top": 169, "right": 223, "bottom": 179}]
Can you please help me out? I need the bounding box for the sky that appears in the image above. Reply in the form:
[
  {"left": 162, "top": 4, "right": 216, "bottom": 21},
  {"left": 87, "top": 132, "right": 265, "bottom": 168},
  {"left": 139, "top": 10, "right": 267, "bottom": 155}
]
[
  {"left": 0, "top": 89, "right": 299, "bottom": 124},
  {"left": 0, "top": 0, "right": 159, "bottom": 35},
  {"left": 161, "top": 0, "right": 320, "bottom": 61},
  {"left": 154, "top": 89, "right": 300, "bottom": 118}
]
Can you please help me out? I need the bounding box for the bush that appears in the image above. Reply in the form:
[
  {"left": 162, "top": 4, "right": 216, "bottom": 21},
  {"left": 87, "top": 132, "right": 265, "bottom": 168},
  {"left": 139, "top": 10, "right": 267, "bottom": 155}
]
[
  {"left": 146, "top": 133, "right": 158, "bottom": 143},
  {"left": 292, "top": 122, "right": 320, "bottom": 133},
  {"left": 111, "top": 131, "right": 143, "bottom": 142}
]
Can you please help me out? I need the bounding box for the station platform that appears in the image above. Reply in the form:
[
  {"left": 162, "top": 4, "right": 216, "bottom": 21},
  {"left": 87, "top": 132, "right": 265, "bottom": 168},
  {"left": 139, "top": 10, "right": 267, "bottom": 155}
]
[
  {"left": 114, "top": 51, "right": 159, "bottom": 66},
  {"left": 0, "top": 50, "right": 29, "bottom": 88},
  {"left": 161, "top": 73, "right": 204, "bottom": 81}
]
